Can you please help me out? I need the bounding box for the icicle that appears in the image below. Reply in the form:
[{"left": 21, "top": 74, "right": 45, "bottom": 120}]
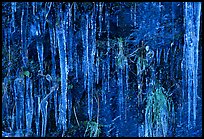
[
  {"left": 75, "top": 54, "right": 79, "bottom": 82},
  {"left": 53, "top": 27, "right": 59, "bottom": 129},
  {"left": 87, "top": 66, "right": 92, "bottom": 120},
  {"left": 37, "top": 42, "right": 44, "bottom": 73},
  {"left": 11, "top": 102, "right": 15, "bottom": 130},
  {"left": 2, "top": 78, "right": 9, "bottom": 128},
  {"left": 56, "top": 18, "right": 68, "bottom": 133},
  {"left": 164, "top": 47, "right": 170, "bottom": 64},
  {"left": 68, "top": 3, "right": 73, "bottom": 71},
  {"left": 136, "top": 46, "right": 145, "bottom": 137},
  {"left": 185, "top": 2, "right": 192, "bottom": 129},
  {"left": 107, "top": 55, "right": 110, "bottom": 93},
  {"left": 184, "top": 2, "right": 201, "bottom": 129},
  {"left": 21, "top": 6, "right": 28, "bottom": 68},
  {"left": 13, "top": 2, "right": 16, "bottom": 12},
  {"left": 106, "top": 5, "right": 110, "bottom": 93},
  {"left": 86, "top": 14, "right": 89, "bottom": 93},
  {"left": 125, "top": 58, "right": 129, "bottom": 93},
  {"left": 66, "top": 7, "right": 73, "bottom": 121},
  {"left": 130, "top": 5, "right": 133, "bottom": 21},
  {"left": 44, "top": 2, "right": 52, "bottom": 34},
  {"left": 34, "top": 93, "right": 40, "bottom": 137},
  {"left": 102, "top": 62, "right": 106, "bottom": 104},
  {"left": 14, "top": 77, "right": 25, "bottom": 130},
  {"left": 32, "top": 2, "right": 35, "bottom": 15},
  {"left": 180, "top": 55, "right": 185, "bottom": 125},
  {"left": 116, "top": 15, "right": 119, "bottom": 27},
  {"left": 193, "top": 2, "right": 201, "bottom": 126},
  {"left": 40, "top": 83, "right": 58, "bottom": 137},
  {"left": 134, "top": 3, "right": 137, "bottom": 28},
  {"left": 25, "top": 78, "right": 33, "bottom": 132},
  {"left": 118, "top": 67, "right": 124, "bottom": 120},
  {"left": 117, "top": 40, "right": 124, "bottom": 123},
  {"left": 88, "top": 11, "right": 97, "bottom": 121},
  {"left": 74, "top": 2, "right": 76, "bottom": 31},
  {"left": 11, "top": 2, "right": 16, "bottom": 34},
  {"left": 36, "top": 16, "right": 44, "bottom": 74},
  {"left": 124, "top": 57, "right": 129, "bottom": 121},
  {"left": 112, "top": 48, "right": 115, "bottom": 69},
  {"left": 6, "top": 17, "right": 12, "bottom": 79},
  {"left": 92, "top": 8, "right": 97, "bottom": 66},
  {"left": 156, "top": 48, "right": 162, "bottom": 65},
  {"left": 57, "top": 94, "right": 62, "bottom": 130},
  {"left": 172, "top": 2, "right": 175, "bottom": 41},
  {"left": 49, "top": 24, "right": 58, "bottom": 127},
  {"left": 96, "top": 50, "right": 99, "bottom": 84},
  {"left": 41, "top": 100, "right": 48, "bottom": 137},
  {"left": 67, "top": 91, "right": 72, "bottom": 127},
  {"left": 81, "top": 16, "right": 88, "bottom": 90},
  {"left": 35, "top": 93, "right": 41, "bottom": 136},
  {"left": 98, "top": 2, "right": 103, "bottom": 38},
  {"left": 85, "top": 13, "right": 93, "bottom": 121}
]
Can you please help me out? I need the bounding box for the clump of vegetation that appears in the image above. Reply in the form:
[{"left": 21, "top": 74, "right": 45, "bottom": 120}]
[
  {"left": 145, "top": 82, "right": 175, "bottom": 137},
  {"left": 84, "top": 121, "right": 101, "bottom": 137}
]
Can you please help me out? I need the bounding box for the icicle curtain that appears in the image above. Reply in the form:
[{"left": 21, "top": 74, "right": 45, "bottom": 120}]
[{"left": 2, "top": 2, "right": 202, "bottom": 137}]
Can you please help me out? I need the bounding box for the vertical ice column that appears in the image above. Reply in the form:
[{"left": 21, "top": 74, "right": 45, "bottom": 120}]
[
  {"left": 21, "top": 3, "right": 28, "bottom": 68},
  {"left": 49, "top": 25, "right": 58, "bottom": 127},
  {"left": 98, "top": 2, "right": 103, "bottom": 38},
  {"left": 134, "top": 3, "right": 137, "bottom": 28},
  {"left": 184, "top": 2, "right": 201, "bottom": 129},
  {"left": 14, "top": 78, "right": 25, "bottom": 130},
  {"left": 96, "top": 50, "right": 100, "bottom": 84},
  {"left": 124, "top": 57, "right": 129, "bottom": 121},
  {"left": 25, "top": 78, "right": 33, "bottom": 132},
  {"left": 68, "top": 3, "right": 73, "bottom": 71},
  {"left": 106, "top": 5, "right": 110, "bottom": 93},
  {"left": 56, "top": 15, "right": 68, "bottom": 134},
  {"left": 172, "top": 2, "right": 175, "bottom": 41}
]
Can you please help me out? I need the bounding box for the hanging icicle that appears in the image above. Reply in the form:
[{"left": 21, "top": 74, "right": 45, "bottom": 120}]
[
  {"left": 193, "top": 3, "right": 201, "bottom": 127},
  {"left": 25, "top": 78, "right": 33, "bottom": 133},
  {"left": 184, "top": 2, "right": 201, "bottom": 130},
  {"left": 117, "top": 39, "right": 124, "bottom": 124},
  {"left": 89, "top": 8, "right": 97, "bottom": 121},
  {"left": 11, "top": 2, "right": 16, "bottom": 35},
  {"left": 81, "top": 15, "right": 88, "bottom": 90},
  {"left": 102, "top": 62, "right": 107, "bottom": 104},
  {"left": 67, "top": 91, "right": 72, "bottom": 127},
  {"left": 32, "top": 2, "right": 35, "bottom": 15},
  {"left": 40, "top": 83, "right": 58, "bottom": 137},
  {"left": 105, "top": 4, "right": 110, "bottom": 93},
  {"left": 21, "top": 4, "right": 28, "bottom": 68},
  {"left": 56, "top": 7, "right": 68, "bottom": 134},
  {"left": 98, "top": 2, "right": 103, "bottom": 38},
  {"left": 85, "top": 12, "right": 93, "bottom": 121},
  {"left": 96, "top": 50, "right": 100, "bottom": 84},
  {"left": 35, "top": 11, "right": 44, "bottom": 74},
  {"left": 134, "top": 3, "right": 137, "bottom": 28},
  {"left": 73, "top": 2, "right": 76, "bottom": 31},
  {"left": 75, "top": 54, "right": 79, "bottom": 82},
  {"left": 86, "top": 13, "right": 90, "bottom": 57},
  {"left": 172, "top": 2, "right": 175, "bottom": 41},
  {"left": 125, "top": 58, "right": 129, "bottom": 93},
  {"left": 14, "top": 77, "right": 25, "bottom": 130},
  {"left": 68, "top": 3, "right": 73, "bottom": 71},
  {"left": 49, "top": 23, "right": 58, "bottom": 127},
  {"left": 156, "top": 48, "right": 162, "bottom": 65},
  {"left": 124, "top": 57, "right": 129, "bottom": 121},
  {"left": 36, "top": 14, "right": 45, "bottom": 136},
  {"left": 2, "top": 78, "right": 9, "bottom": 130}
]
